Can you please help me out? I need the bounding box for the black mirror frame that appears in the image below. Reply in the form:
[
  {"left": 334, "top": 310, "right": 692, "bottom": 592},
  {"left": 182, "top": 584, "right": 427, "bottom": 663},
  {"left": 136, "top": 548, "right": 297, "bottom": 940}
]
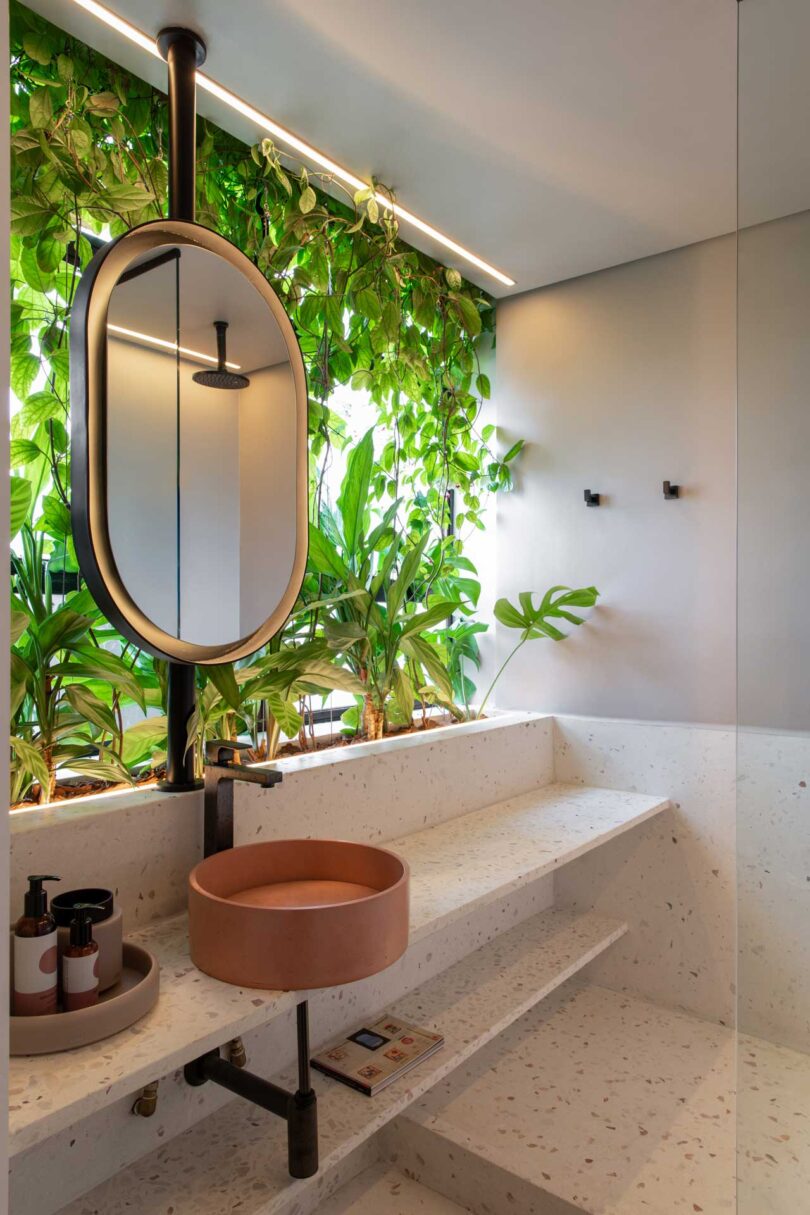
[{"left": 70, "top": 218, "right": 309, "bottom": 665}]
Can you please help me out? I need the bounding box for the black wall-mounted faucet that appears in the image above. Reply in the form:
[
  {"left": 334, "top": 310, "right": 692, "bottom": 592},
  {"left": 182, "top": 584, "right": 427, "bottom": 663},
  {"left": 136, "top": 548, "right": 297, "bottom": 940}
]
[{"left": 203, "top": 739, "right": 282, "bottom": 857}]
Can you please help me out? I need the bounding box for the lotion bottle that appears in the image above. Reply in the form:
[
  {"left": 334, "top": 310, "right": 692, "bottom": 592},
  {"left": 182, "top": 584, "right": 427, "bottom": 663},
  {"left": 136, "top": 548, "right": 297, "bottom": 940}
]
[
  {"left": 62, "top": 904, "right": 101, "bottom": 1012},
  {"left": 13, "top": 875, "right": 60, "bottom": 1016}
]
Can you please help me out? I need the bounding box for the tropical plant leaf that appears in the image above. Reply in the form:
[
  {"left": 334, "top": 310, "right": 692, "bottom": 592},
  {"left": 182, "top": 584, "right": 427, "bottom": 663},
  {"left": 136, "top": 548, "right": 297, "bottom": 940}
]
[
  {"left": 296, "top": 659, "right": 365, "bottom": 694},
  {"left": 324, "top": 619, "right": 366, "bottom": 650},
  {"left": 52, "top": 647, "right": 146, "bottom": 710},
  {"left": 400, "top": 599, "right": 459, "bottom": 638},
  {"left": 64, "top": 684, "right": 118, "bottom": 734},
  {"left": 493, "top": 598, "right": 527, "bottom": 630},
  {"left": 308, "top": 527, "right": 353, "bottom": 583},
  {"left": 10, "top": 478, "right": 33, "bottom": 538},
  {"left": 401, "top": 634, "right": 454, "bottom": 700},
  {"left": 33, "top": 607, "right": 93, "bottom": 657},
  {"left": 10, "top": 734, "right": 50, "bottom": 793},
  {"left": 337, "top": 428, "right": 374, "bottom": 559},
  {"left": 206, "top": 663, "right": 241, "bottom": 712},
  {"left": 66, "top": 756, "right": 134, "bottom": 786},
  {"left": 10, "top": 652, "right": 32, "bottom": 717},
  {"left": 121, "top": 716, "right": 168, "bottom": 766},
  {"left": 10, "top": 438, "right": 43, "bottom": 467},
  {"left": 387, "top": 531, "right": 429, "bottom": 622},
  {"left": 266, "top": 693, "right": 303, "bottom": 737},
  {"left": 392, "top": 663, "right": 415, "bottom": 723}
]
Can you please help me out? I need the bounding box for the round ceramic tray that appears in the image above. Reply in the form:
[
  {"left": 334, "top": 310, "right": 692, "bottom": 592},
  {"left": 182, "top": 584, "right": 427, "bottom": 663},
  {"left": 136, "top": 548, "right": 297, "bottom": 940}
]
[{"left": 10, "top": 942, "right": 159, "bottom": 1055}]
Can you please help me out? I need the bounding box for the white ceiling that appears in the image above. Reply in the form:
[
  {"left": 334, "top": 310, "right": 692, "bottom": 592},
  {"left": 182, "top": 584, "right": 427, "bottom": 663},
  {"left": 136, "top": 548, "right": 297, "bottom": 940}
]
[{"left": 24, "top": 1, "right": 801, "bottom": 298}]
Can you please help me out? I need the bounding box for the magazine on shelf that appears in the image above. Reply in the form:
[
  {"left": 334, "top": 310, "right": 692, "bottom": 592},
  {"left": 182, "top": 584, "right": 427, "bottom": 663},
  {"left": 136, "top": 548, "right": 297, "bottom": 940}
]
[{"left": 311, "top": 1013, "right": 444, "bottom": 1096}]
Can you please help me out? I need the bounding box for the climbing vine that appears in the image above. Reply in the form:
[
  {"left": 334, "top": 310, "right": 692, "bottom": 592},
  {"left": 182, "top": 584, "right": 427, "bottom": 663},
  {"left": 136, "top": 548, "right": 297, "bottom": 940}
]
[{"left": 8, "top": 1, "right": 523, "bottom": 804}]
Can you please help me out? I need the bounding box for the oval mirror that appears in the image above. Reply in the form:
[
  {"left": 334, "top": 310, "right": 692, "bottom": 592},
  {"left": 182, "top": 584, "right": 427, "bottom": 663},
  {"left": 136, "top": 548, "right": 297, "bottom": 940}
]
[{"left": 70, "top": 219, "right": 308, "bottom": 664}]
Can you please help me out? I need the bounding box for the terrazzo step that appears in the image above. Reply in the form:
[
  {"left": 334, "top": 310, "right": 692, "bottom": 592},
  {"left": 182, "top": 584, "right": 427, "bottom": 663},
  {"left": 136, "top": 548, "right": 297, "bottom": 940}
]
[
  {"left": 54, "top": 908, "right": 627, "bottom": 1215},
  {"left": 393, "top": 984, "right": 736, "bottom": 1215},
  {"left": 318, "top": 1163, "right": 473, "bottom": 1214},
  {"left": 11, "top": 781, "right": 668, "bottom": 1158}
]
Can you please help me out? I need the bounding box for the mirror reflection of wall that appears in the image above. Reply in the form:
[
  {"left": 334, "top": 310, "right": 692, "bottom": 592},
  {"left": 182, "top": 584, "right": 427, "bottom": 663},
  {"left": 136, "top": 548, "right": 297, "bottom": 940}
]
[{"left": 105, "top": 243, "right": 297, "bottom": 647}]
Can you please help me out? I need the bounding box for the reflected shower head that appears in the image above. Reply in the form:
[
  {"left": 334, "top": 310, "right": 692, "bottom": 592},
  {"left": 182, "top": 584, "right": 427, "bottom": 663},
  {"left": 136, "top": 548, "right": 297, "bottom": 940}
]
[{"left": 192, "top": 321, "right": 250, "bottom": 390}]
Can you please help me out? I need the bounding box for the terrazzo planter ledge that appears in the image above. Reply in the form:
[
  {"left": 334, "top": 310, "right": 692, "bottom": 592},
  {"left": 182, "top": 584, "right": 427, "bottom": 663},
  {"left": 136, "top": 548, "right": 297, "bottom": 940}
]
[{"left": 10, "top": 710, "right": 554, "bottom": 931}]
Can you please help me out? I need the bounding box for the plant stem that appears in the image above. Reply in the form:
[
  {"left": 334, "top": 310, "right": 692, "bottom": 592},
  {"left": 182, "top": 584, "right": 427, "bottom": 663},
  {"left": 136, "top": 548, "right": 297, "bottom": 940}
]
[{"left": 475, "top": 639, "right": 526, "bottom": 720}]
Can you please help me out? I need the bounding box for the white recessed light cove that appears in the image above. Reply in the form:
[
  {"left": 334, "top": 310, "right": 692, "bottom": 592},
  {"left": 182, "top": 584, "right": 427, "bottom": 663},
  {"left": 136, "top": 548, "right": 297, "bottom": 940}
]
[{"left": 68, "top": 0, "right": 516, "bottom": 287}]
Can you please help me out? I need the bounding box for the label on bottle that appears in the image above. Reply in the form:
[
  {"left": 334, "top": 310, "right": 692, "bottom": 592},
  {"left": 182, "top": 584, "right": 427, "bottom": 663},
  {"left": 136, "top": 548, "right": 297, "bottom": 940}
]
[
  {"left": 13, "top": 930, "right": 58, "bottom": 1015},
  {"left": 63, "top": 950, "right": 100, "bottom": 1011}
]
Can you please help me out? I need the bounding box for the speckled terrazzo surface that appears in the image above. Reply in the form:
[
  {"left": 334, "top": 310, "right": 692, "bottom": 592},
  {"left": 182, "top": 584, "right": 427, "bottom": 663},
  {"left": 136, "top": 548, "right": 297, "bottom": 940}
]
[
  {"left": 319, "top": 1165, "right": 472, "bottom": 1214},
  {"left": 737, "top": 728, "right": 810, "bottom": 1051},
  {"left": 399, "top": 782, "right": 668, "bottom": 942},
  {"left": 737, "top": 1032, "right": 810, "bottom": 1215},
  {"left": 11, "top": 781, "right": 661, "bottom": 1156},
  {"left": 553, "top": 716, "right": 736, "bottom": 1027},
  {"left": 54, "top": 908, "right": 625, "bottom": 1215},
  {"left": 404, "top": 984, "right": 737, "bottom": 1214}
]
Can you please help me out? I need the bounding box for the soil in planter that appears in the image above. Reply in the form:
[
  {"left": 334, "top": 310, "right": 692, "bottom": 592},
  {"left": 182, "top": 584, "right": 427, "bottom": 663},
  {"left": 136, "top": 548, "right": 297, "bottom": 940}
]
[{"left": 11, "top": 713, "right": 474, "bottom": 809}]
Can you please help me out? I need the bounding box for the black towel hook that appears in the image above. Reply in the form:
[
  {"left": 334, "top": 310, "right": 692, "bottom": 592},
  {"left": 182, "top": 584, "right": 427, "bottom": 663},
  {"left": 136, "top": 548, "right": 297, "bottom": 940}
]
[
  {"left": 584, "top": 489, "right": 600, "bottom": 507},
  {"left": 663, "top": 480, "right": 680, "bottom": 500}
]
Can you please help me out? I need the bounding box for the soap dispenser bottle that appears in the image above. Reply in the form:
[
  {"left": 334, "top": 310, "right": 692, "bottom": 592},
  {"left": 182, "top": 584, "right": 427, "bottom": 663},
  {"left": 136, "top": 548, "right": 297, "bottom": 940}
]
[
  {"left": 62, "top": 904, "right": 101, "bottom": 1012},
  {"left": 13, "top": 875, "right": 60, "bottom": 1016}
]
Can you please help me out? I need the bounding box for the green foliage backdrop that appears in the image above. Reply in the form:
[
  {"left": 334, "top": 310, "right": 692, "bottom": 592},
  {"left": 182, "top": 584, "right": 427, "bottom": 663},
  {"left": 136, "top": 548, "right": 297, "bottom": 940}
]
[{"left": 8, "top": 2, "right": 523, "bottom": 804}]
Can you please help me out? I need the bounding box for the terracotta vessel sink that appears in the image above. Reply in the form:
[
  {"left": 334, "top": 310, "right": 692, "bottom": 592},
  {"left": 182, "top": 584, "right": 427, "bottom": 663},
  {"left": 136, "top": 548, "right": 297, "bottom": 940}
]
[{"left": 188, "top": 839, "right": 409, "bottom": 990}]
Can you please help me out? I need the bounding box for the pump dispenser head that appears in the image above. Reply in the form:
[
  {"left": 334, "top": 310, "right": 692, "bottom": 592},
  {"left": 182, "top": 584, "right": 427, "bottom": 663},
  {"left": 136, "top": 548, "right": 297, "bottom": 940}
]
[
  {"left": 24, "top": 875, "right": 60, "bottom": 918},
  {"left": 69, "top": 903, "right": 103, "bottom": 948}
]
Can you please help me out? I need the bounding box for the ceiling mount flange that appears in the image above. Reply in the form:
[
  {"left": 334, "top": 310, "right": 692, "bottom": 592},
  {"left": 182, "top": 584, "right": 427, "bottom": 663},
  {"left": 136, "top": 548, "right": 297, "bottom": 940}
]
[{"left": 156, "top": 26, "right": 207, "bottom": 67}]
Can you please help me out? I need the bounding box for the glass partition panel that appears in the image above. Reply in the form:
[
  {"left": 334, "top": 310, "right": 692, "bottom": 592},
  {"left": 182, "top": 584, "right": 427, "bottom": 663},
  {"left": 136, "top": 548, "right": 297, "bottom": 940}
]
[{"left": 737, "top": 1, "right": 810, "bottom": 1209}]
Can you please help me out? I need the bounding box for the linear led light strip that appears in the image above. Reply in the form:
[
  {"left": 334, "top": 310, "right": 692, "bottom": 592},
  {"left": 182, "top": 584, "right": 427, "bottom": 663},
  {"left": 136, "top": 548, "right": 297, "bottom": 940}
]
[
  {"left": 108, "top": 322, "right": 241, "bottom": 368},
  {"left": 69, "top": 0, "right": 516, "bottom": 287}
]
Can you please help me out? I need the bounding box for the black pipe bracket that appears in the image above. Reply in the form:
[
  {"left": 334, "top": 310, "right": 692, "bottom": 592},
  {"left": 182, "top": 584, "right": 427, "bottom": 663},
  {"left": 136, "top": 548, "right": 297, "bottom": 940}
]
[{"left": 184, "top": 1002, "right": 318, "bottom": 1179}]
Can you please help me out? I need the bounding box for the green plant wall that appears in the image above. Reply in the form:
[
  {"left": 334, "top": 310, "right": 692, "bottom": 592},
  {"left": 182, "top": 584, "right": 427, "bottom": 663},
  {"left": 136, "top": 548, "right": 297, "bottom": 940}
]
[{"left": 8, "top": 2, "right": 523, "bottom": 804}]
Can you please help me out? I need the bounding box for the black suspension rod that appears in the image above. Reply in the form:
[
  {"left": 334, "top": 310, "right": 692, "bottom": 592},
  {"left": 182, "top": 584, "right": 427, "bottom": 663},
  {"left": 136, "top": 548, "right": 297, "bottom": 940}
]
[
  {"left": 158, "top": 27, "right": 206, "bottom": 223},
  {"left": 156, "top": 28, "right": 207, "bottom": 792},
  {"left": 158, "top": 662, "right": 201, "bottom": 792}
]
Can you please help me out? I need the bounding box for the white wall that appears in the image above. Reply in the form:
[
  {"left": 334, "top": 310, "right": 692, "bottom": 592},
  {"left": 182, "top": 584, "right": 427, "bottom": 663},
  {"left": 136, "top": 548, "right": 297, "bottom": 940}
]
[{"left": 491, "top": 235, "right": 737, "bottom": 725}]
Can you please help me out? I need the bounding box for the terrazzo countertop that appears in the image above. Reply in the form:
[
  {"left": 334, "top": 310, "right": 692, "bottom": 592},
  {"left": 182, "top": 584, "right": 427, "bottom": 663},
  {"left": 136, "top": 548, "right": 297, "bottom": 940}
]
[
  {"left": 55, "top": 907, "right": 626, "bottom": 1215},
  {"left": 398, "top": 782, "right": 668, "bottom": 943},
  {"left": 10, "top": 781, "right": 665, "bottom": 1156}
]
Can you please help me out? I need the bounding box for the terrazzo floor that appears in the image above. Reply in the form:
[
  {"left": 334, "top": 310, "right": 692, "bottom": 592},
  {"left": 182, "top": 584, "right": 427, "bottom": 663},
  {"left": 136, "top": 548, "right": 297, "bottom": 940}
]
[
  {"left": 403, "top": 983, "right": 737, "bottom": 1214},
  {"left": 319, "top": 1165, "right": 472, "bottom": 1214},
  {"left": 737, "top": 1032, "right": 810, "bottom": 1215}
]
